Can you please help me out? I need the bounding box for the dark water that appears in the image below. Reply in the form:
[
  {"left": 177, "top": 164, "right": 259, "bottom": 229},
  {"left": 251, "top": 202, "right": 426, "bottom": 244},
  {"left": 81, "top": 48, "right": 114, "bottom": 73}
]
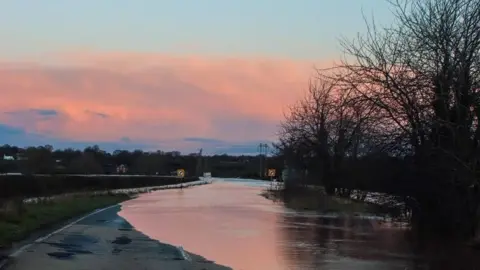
[{"left": 119, "top": 179, "right": 480, "bottom": 270}]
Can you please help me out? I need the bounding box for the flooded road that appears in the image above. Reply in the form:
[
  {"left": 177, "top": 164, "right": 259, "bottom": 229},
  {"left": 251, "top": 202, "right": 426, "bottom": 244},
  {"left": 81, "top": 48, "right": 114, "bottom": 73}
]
[
  {"left": 4, "top": 204, "right": 230, "bottom": 270},
  {"left": 119, "top": 179, "right": 480, "bottom": 270}
]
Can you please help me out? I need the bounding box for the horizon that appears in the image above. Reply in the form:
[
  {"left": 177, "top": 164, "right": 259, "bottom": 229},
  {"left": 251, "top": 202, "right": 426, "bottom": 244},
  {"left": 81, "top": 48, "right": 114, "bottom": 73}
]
[
  {"left": 0, "top": 1, "right": 394, "bottom": 155},
  {"left": 0, "top": 143, "right": 268, "bottom": 157}
]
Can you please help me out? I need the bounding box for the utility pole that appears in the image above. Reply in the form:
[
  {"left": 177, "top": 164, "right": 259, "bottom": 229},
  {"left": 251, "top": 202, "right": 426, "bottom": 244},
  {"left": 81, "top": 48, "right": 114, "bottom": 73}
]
[
  {"left": 258, "top": 143, "right": 269, "bottom": 178},
  {"left": 203, "top": 153, "right": 207, "bottom": 175},
  {"left": 195, "top": 148, "right": 203, "bottom": 177},
  {"left": 264, "top": 143, "right": 269, "bottom": 178},
  {"left": 257, "top": 143, "right": 263, "bottom": 178}
]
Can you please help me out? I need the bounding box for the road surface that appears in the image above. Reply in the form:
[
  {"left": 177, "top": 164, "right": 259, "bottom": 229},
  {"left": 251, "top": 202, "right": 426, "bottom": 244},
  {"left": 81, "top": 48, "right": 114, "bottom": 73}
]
[{"left": 3, "top": 205, "right": 231, "bottom": 270}]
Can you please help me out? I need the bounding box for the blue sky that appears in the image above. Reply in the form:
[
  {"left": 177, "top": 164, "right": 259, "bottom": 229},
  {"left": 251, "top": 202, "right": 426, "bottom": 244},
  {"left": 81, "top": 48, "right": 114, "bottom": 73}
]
[{"left": 0, "top": 0, "right": 394, "bottom": 60}]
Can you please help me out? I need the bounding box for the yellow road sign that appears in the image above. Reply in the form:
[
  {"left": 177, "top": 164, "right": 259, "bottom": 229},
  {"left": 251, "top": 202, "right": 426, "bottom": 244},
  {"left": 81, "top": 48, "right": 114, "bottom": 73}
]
[
  {"left": 268, "top": 169, "right": 276, "bottom": 177},
  {"left": 177, "top": 169, "right": 185, "bottom": 178}
]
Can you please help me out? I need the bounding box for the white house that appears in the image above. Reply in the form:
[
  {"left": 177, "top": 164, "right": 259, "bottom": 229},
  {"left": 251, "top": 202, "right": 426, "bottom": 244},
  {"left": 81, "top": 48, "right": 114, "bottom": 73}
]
[
  {"left": 3, "top": 155, "right": 14, "bottom": 161},
  {"left": 116, "top": 164, "right": 128, "bottom": 174}
]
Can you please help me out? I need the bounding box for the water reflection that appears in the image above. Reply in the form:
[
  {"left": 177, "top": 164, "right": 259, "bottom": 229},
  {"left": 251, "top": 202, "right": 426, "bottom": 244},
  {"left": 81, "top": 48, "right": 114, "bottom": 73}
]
[
  {"left": 278, "top": 213, "right": 417, "bottom": 269},
  {"left": 119, "top": 180, "right": 480, "bottom": 270}
]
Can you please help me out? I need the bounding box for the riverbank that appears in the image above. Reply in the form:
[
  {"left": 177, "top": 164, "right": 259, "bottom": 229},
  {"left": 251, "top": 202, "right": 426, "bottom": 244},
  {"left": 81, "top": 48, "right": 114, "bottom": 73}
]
[
  {"left": 1, "top": 179, "right": 212, "bottom": 255},
  {"left": 261, "top": 186, "right": 398, "bottom": 217}
]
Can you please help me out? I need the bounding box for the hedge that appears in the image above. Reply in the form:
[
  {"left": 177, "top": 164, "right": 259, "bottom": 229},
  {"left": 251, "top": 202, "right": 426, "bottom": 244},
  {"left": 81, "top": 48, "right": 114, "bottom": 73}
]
[{"left": 0, "top": 174, "right": 198, "bottom": 199}]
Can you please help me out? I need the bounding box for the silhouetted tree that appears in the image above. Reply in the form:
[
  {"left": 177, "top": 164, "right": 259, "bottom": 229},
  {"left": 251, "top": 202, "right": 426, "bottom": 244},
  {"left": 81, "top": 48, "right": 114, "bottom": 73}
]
[
  {"left": 278, "top": 0, "right": 480, "bottom": 238},
  {"left": 68, "top": 152, "right": 103, "bottom": 174},
  {"left": 22, "top": 146, "right": 55, "bottom": 174}
]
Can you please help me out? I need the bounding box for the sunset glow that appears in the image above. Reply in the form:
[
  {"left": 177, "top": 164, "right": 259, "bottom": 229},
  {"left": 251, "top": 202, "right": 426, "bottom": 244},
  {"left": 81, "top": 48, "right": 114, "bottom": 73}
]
[
  {"left": 0, "top": 0, "right": 392, "bottom": 153},
  {"left": 0, "top": 54, "right": 332, "bottom": 153}
]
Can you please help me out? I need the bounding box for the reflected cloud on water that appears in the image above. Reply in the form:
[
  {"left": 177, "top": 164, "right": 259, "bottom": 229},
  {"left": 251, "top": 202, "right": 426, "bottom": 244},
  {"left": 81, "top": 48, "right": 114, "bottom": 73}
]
[
  {"left": 278, "top": 213, "right": 416, "bottom": 270},
  {"left": 119, "top": 180, "right": 480, "bottom": 270}
]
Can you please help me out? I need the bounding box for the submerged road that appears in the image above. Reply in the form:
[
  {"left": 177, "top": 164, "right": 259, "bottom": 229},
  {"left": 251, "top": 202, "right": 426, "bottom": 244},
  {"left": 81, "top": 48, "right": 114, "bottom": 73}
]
[
  {"left": 3, "top": 205, "right": 231, "bottom": 270},
  {"left": 10, "top": 179, "right": 475, "bottom": 269}
]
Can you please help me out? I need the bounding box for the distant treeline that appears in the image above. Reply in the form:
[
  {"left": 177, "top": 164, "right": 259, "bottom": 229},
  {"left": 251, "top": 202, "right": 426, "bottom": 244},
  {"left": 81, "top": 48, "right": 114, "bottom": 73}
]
[{"left": 0, "top": 144, "right": 283, "bottom": 179}]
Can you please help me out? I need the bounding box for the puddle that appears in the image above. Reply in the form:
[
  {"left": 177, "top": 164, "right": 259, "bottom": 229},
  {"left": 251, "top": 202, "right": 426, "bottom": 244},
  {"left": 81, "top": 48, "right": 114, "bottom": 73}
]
[
  {"left": 112, "top": 248, "right": 122, "bottom": 254},
  {"left": 47, "top": 252, "right": 75, "bottom": 260},
  {"left": 44, "top": 234, "right": 99, "bottom": 259},
  {"left": 112, "top": 236, "right": 132, "bottom": 245}
]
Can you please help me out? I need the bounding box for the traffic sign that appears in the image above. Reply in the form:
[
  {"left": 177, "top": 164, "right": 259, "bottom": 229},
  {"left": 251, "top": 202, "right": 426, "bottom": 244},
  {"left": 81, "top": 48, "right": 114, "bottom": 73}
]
[
  {"left": 177, "top": 169, "right": 185, "bottom": 178},
  {"left": 268, "top": 169, "right": 276, "bottom": 177}
]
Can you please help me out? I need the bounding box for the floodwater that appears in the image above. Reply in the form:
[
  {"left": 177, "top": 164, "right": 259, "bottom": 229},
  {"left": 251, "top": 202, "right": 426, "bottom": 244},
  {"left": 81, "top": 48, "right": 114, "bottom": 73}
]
[{"left": 119, "top": 179, "right": 480, "bottom": 270}]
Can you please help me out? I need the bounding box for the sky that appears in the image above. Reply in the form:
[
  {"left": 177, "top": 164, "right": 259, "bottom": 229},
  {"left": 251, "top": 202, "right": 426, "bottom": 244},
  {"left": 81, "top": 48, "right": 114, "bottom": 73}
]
[{"left": 0, "top": 0, "right": 394, "bottom": 155}]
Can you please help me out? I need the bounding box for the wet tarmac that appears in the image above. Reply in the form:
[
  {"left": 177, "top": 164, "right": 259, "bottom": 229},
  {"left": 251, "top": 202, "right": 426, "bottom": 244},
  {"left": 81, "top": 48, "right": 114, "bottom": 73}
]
[{"left": 4, "top": 205, "right": 231, "bottom": 270}]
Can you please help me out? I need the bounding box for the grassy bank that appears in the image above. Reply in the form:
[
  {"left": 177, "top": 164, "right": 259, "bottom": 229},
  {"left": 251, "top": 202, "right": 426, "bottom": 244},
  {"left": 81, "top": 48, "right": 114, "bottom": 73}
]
[
  {"left": 0, "top": 179, "right": 210, "bottom": 251},
  {"left": 0, "top": 193, "right": 130, "bottom": 249},
  {"left": 261, "top": 187, "right": 381, "bottom": 214}
]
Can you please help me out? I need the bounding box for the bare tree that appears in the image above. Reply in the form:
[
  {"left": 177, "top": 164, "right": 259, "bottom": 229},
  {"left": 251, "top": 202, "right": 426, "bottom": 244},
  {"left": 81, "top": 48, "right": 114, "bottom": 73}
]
[
  {"left": 278, "top": 77, "right": 379, "bottom": 195},
  {"left": 332, "top": 0, "right": 480, "bottom": 237},
  {"left": 278, "top": 79, "right": 334, "bottom": 187}
]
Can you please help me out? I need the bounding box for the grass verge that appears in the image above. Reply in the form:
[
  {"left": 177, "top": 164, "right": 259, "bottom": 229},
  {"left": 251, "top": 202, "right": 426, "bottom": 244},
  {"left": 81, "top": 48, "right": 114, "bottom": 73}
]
[
  {"left": 261, "top": 187, "right": 378, "bottom": 214},
  {"left": 0, "top": 193, "right": 130, "bottom": 249}
]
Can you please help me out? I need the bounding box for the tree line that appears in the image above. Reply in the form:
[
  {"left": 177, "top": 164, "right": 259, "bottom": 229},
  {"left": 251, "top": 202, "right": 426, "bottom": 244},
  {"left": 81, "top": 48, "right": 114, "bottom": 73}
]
[
  {"left": 275, "top": 0, "right": 480, "bottom": 239},
  {"left": 0, "top": 144, "right": 283, "bottom": 178}
]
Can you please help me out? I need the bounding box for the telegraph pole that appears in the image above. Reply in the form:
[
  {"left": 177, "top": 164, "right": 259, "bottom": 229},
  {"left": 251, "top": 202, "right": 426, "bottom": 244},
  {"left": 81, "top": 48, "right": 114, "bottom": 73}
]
[
  {"left": 264, "top": 143, "right": 269, "bottom": 177},
  {"left": 195, "top": 148, "right": 203, "bottom": 177},
  {"left": 258, "top": 143, "right": 263, "bottom": 178},
  {"left": 258, "top": 143, "right": 269, "bottom": 178},
  {"left": 203, "top": 153, "right": 207, "bottom": 175}
]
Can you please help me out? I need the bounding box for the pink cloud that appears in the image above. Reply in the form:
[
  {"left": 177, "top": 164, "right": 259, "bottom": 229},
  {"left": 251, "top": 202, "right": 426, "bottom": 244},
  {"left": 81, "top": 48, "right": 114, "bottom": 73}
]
[{"left": 0, "top": 52, "right": 335, "bottom": 150}]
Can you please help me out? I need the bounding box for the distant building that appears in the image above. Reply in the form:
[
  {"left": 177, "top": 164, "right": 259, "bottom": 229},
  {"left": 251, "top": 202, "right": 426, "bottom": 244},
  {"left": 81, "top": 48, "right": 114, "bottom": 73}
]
[
  {"left": 116, "top": 164, "right": 128, "bottom": 174},
  {"left": 3, "top": 155, "right": 14, "bottom": 161}
]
